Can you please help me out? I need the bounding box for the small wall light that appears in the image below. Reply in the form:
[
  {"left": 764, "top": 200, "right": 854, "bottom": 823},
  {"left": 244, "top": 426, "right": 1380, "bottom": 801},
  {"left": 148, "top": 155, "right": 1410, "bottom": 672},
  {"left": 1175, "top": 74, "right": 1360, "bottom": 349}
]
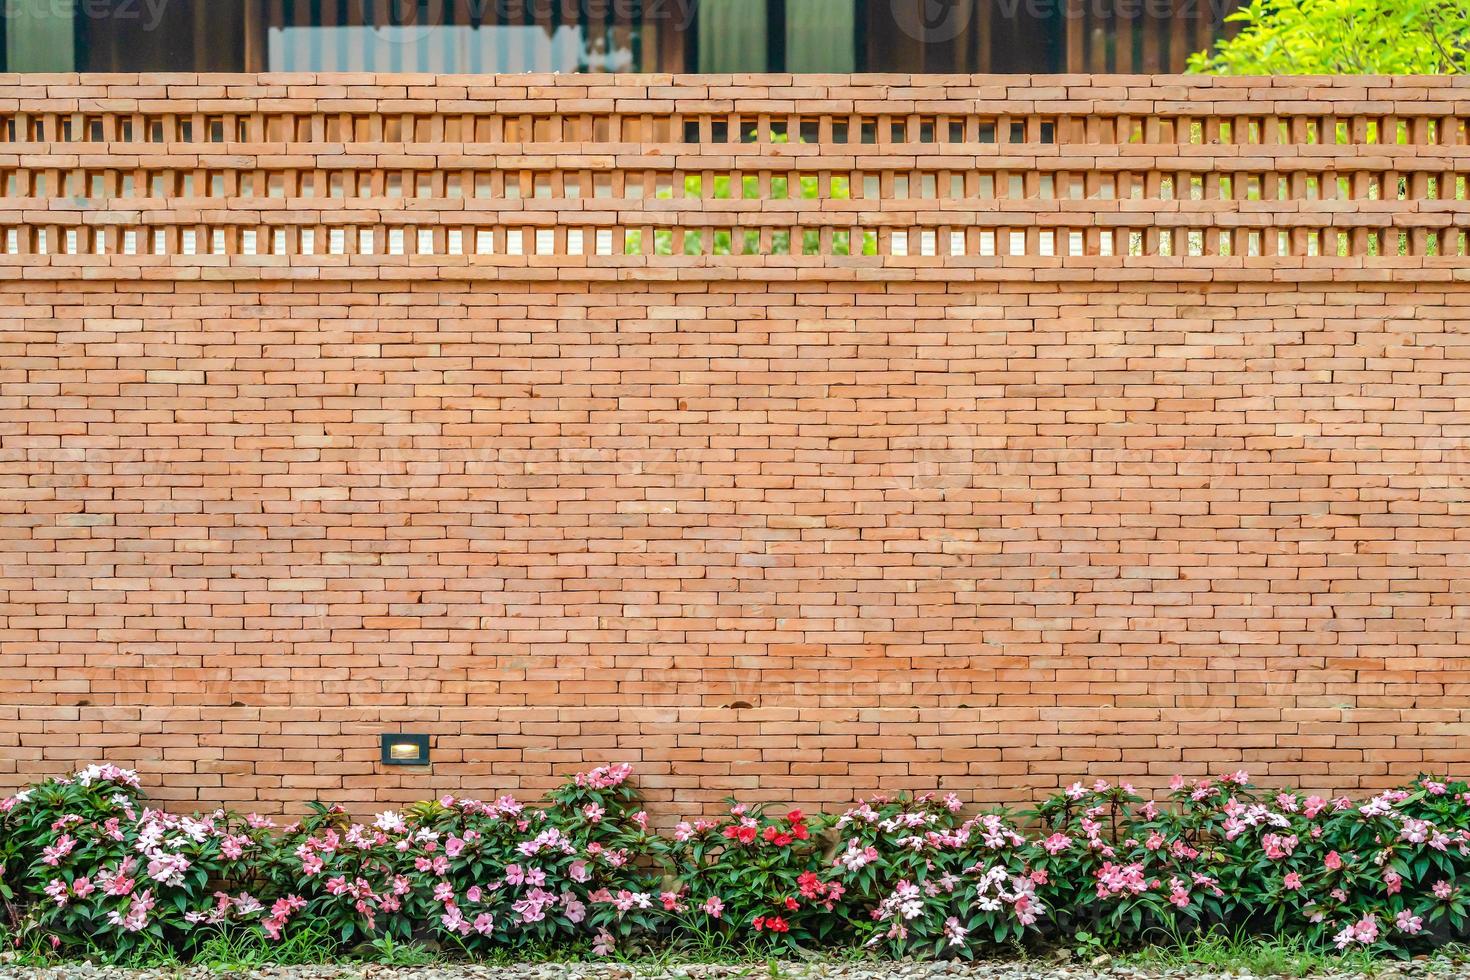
[{"left": 380, "top": 733, "right": 431, "bottom": 766}]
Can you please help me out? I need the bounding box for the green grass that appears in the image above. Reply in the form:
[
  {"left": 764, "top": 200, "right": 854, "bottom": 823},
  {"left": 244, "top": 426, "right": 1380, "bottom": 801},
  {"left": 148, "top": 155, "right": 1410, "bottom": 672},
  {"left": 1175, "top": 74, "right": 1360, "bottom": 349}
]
[
  {"left": 193, "top": 921, "right": 339, "bottom": 969},
  {"left": 0, "top": 929, "right": 63, "bottom": 967},
  {"left": 360, "top": 934, "right": 439, "bottom": 966},
  {"left": 468, "top": 938, "right": 586, "bottom": 966},
  {"left": 1123, "top": 930, "right": 1387, "bottom": 977},
  {"left": 80, "top": 932, "right": 184, "bottom": 970},
  {"left": 0, "top": 922, "right": 1449, "bottom": 975}
]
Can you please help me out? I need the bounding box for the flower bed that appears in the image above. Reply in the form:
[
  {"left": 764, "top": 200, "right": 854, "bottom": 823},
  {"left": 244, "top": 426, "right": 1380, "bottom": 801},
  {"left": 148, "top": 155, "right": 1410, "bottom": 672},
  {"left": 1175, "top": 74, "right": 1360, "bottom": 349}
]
[{"left": 3, "top": 765, "right": 1469, "bottom": 960}]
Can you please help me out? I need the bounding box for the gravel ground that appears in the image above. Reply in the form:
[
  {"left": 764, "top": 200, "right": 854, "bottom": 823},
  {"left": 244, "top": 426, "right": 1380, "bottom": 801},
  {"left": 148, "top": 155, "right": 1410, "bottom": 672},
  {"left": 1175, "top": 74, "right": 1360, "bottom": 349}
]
[{"left": 0, "top": 962, "right": 1466, "bottom": 980}]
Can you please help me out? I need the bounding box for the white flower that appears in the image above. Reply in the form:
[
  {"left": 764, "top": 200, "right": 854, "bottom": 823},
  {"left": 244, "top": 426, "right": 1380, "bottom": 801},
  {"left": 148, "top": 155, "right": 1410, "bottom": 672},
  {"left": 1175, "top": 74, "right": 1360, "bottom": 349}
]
[{"left": 373, "top": 810, "right": 406, "bottom": 833}]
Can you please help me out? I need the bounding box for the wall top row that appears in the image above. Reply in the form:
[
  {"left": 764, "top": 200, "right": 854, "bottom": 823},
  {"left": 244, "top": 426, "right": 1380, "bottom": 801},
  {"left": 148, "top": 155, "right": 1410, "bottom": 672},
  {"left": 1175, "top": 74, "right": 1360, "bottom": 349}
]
[{"left": 0, "top": 72, "right": 1468, "bottom": 91}]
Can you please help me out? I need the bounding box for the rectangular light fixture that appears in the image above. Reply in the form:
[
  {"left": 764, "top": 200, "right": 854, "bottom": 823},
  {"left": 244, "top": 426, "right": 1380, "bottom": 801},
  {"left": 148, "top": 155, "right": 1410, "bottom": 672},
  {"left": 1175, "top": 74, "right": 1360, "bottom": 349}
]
[{"left": 380, "top": 733, "right": 430, "bottom": 766}]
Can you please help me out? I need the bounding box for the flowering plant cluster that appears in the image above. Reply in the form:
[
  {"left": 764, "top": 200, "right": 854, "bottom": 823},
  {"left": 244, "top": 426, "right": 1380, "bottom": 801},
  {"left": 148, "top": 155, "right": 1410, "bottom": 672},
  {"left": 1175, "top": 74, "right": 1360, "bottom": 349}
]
[
  {"left": 4, "top": 764, "right": 1470, "bottom": 960},
  {"left": 650, "top": 800, "right": 841, "bottom": 950},
  {"left": 827, "top": 790, "right": 1040, "bottom": 958},
  {"left": 0, "top": 764, "right": 282, "bottom": 956}
]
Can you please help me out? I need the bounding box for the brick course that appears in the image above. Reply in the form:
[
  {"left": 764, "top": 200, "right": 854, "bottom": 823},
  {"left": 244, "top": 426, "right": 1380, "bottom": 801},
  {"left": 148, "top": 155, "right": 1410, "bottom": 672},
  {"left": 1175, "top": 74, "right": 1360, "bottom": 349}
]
[{"left": 0, "top": 74, "right": 1468, "bottom": 818}]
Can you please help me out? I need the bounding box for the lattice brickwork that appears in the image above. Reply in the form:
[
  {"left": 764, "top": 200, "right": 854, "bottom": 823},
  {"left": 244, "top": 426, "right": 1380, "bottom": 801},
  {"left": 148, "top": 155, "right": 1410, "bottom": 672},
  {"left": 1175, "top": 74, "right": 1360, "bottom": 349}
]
[
  {"left": 0, "top": 74, "right": 1469, "bottom": 818},
  {"left": 0, "top": 74, "right": 1467, "bottom": 270}
]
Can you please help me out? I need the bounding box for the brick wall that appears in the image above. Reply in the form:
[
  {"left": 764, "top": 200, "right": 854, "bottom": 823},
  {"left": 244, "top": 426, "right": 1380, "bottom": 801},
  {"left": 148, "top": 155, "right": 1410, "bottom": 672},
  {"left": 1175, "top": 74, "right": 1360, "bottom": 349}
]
[{"left": 0, "top": 74, "right": 1468, "bottom": 818}]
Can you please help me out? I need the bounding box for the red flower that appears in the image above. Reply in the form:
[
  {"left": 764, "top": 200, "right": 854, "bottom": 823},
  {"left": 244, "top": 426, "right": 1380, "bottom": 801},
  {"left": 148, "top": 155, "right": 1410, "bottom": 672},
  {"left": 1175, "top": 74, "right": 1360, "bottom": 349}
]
[
  {"left": 752, "top": 916, "right": 765, "bottom": 931},
  {"left": 797, "top": 872, "right": 825, "bottom": 899},
  {"left": 725, "top": 825, "right": 757, "bottom": 845},
  {"left": 787, "top": 809, "right": 805, "bottom": 824},
  {"left": 762, "top": 826, "right": 794, "bottom": 847},
  {"left": 766, "top": 916, "right": 790, "bottom": 933},
  {"left": 784, "top": 896, "right": 799, "bottom": 911}
]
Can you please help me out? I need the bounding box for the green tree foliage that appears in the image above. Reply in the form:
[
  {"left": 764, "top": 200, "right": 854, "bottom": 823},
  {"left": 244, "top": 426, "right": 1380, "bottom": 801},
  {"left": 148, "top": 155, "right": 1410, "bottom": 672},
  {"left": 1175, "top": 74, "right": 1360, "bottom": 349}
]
[{"left": 1189, "top": 0, "right": 1470, "bottom": 74}]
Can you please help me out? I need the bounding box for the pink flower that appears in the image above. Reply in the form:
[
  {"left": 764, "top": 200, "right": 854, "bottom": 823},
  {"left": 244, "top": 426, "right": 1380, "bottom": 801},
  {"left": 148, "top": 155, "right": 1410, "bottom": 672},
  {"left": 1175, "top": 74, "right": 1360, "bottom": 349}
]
[
  {"left": 1384, "top": 869, "right": 1402, "bottom": 895},
  {"left": 105, "top": 888, "right": 156, "bottom": 934},
  {"left": 837, "top": 841, "right": 880, "bottom": 871},
  {"left": 440, "top": 906, "right": 470, "bottom": 935},
  {"left": 1041, "top": 833, "right": 1072, "bottom": 855},
  {"left": 466, "top": 885, "right": 482, "bottom": 903},
  {"left": 261, "top": 894, "right": 306, "bottom": 941},
  {"left": 1323, "top": 851, "right": 1342, "bottom": 871},
  {"left": 1013, "top": 891, "right": 1042, "bottom": 927},
  {"left": 1333, "top": 915, "right": 1380, "bottom": 949},
  {"left": 1094, "top": 861, "right": 1152, "bottom": 898},
  {"left": 513, "top": 887, "right": 559, "bottom": 923},
  {"left": 44, "top": 879, "right": 69, "bottom": 907},
  {"left": 99, "top": 857, "right": 137, "bottom": 897},
  {"left": 1262, "top": 833, "right": 1298, "bottom": 861},
  {"left": 473, "top": 912, "right": 494, "bottom": 935},
  {"left": 445, "top": 836, "right": 466, "bottom": 858},
  {"left": 702, "top": 896, "right": 724, "bottom": 918},
  {"left": 1434, "top": 879, "right": 1454, "bottom": 899},
  {"left": 1397, "top": 909, "right": 1424, "bottom": 934},
  {"left": 1283, "top": 872, "right": 1302, "bottom": 891},
  {"left": 146, "top": 852, "right": 191, "bottom": 885},
  {"left": 574, "top": 764, "right": 633, "bottom": 790},
  {"left": 42, "top": 835, "right": 75, "bottom": 866}
]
